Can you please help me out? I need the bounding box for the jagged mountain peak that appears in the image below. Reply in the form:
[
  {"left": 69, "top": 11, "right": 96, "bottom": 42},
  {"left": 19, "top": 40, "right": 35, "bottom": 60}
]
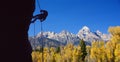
[
  {"left": 96, "top": 30, "right": 103, "bottom": 36},
  {"left": 96, "top": 30, "right": 102, "bottom": 34},
  {"left": 77, "top": 26, "right": 106, "bottom": 42},
  {"left": 81, "top": 26, "right": 90, "bottom": 31},
  {"left": 29, "top": 26, "right": 110, "bottom": 48},
  {"left": 36, "top": 31, "right": 56, "bottom": 38},
  {"left": 60, "top": 30, "right": 70, "bottom": 34},
  {"left": 59, "top": 30, "right": 73, "bottom": 35},
  {"left": 78, "top": 26, "right": 90, "bottom": 35}
]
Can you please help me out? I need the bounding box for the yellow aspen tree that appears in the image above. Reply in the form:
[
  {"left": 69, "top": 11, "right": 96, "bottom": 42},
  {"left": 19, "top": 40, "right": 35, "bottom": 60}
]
[
  {"left": 106, "top": 41, "right": 114, "bottom": 62},
  {"left": 43, "top": 47, "right": 49, "bottom": 62},
  {"left": 85, "top": 46, "right": 91, "bottom": 62},
  {"left": 114, "top": 44, "right": 120, "bottom": 62},
  {"left": 108, "top": 26, "right": 120, "bottom": 62},
  {"left": 49, "top": 47, "right": 56, "bottom": 62}
]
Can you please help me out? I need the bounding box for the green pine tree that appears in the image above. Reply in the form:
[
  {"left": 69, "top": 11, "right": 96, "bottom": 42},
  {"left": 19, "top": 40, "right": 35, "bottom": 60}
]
[
  {"left": 56, "top": 46, "right": 61, "bottom": 53},
  {"left": 79, "top": 39, "right": 87, "bottom": 62}
]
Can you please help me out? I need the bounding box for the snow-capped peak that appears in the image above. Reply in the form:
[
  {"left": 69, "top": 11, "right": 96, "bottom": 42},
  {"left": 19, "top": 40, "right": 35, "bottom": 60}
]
[
  {"left": 36, "top": 31, "right": 56, "bottom": 38},
  {"left": 77, "top": 26, "right": 103, "bottom": 42},
  {"left": 29, "top": 26, "right": 111, "bottom": 48},
  {"left": 60, "top": 30, "right": 71, "bottom": 35},
  {"left": 31, "top": 26, "right": 110, "bottom": 46},
  {"left": 78, "top": 26, "right": 90, "bottom": 35},
  {"left": 81, "top": 26, "right": 90, "bottom": 32},
  {"left": 96, "top": 30, "right": 103, "bottom": 36}
]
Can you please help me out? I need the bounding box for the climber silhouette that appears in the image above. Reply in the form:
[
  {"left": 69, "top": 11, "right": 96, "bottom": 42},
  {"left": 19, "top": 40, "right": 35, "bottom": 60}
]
[
  {"left": 31, "top": 10, "right": 48, "bottom": 23},
  {"left": 0, "top": 0, "right": 35, "bottom": 62}
]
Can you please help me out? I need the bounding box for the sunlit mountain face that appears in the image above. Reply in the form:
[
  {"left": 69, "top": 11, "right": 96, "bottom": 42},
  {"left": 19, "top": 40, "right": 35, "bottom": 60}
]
[{"left": 29, "top": 26, "right": 111, "bottom": 49}]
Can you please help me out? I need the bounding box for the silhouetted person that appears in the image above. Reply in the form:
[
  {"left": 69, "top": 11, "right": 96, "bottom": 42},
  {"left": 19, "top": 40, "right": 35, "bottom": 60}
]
[
  {"left": 31, "top": 10, "right": 48, "bottom": 23},
  {"left": 0, "top": 0, "right": 35, "bottom": 62}
]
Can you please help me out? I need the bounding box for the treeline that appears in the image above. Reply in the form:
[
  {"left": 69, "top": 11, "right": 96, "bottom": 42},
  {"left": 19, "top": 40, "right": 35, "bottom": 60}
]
[{"left": 32, "top": 26, "right": 120, "bottom": 62}]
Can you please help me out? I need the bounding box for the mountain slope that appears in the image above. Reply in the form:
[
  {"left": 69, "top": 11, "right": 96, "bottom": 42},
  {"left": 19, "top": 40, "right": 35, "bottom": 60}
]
[{"left": 29, "top": 26, "right": 110, "bottom": 48}]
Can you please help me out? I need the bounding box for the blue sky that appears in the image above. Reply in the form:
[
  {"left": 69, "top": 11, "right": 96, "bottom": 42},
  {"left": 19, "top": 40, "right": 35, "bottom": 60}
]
[{"left": 28, "top": 0, "right": 120, "bottom": 36}]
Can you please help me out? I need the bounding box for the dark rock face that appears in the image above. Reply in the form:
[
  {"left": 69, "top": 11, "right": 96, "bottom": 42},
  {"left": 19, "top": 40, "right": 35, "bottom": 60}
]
[{"left": 0, "top": 0, "right": 35, "bottom": 62}]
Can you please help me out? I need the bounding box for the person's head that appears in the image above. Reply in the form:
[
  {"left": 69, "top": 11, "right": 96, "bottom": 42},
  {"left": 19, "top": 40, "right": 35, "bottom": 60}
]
[
  {"left": 40, "top": 10, "right": 48, "bottom": 16},
  {"left": 39, "top": 10, "right": 48, "bottom": 21}
]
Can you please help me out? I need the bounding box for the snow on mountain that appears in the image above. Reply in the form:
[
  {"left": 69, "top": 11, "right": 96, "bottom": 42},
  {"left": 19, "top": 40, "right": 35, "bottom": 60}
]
[
  {"left": 29, "top": 26, "right": 111, "bottom": 48},
  {"left": 57, "top": 30, "right": 80, "bottom": 44},
  {"left": 36, "top": 31, "right": 56, "bottom": 38},
  {"left": 96, "top": 30, "right": 103, "bottom": 37},
  {"left": 36, "top": 30, "right": 80, "bottom": 44},
  {"left": 77, "top": 26, "right": 100, "bottom": 42},
  {"left": 80, "top": 26, "right": 90, "bottom": 34},
  {"left": 95, "top": 30, "right": 111, "bottom": 41},
  {"left": 77, "top": 26, "right": 110, "bottom": 42}
]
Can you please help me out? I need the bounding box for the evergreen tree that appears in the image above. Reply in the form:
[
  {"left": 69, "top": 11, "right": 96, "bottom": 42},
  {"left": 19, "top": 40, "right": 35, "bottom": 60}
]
[
  {"left": 79, "top": 39, "right": 87, "bottom": 62},
  {"left": 56, "top": 46, "right": 61, "bottom": 53}
]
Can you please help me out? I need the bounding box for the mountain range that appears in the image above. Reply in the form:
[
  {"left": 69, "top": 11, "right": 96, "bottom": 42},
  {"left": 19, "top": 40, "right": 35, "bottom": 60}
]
[{"left": 29, "top": 26, "right": 111, "bottom": 49}]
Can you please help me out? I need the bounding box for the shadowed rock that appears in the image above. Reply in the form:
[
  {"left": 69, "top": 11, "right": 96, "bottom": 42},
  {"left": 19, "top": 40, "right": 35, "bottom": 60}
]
[{"left": 0, "top": 0, "right": 35, "bottom": 62}]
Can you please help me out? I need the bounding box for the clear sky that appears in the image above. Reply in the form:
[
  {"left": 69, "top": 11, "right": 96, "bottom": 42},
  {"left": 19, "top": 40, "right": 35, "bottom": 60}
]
[{"left": 28, "top": 0, "right": 120, "bottom": 36}]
